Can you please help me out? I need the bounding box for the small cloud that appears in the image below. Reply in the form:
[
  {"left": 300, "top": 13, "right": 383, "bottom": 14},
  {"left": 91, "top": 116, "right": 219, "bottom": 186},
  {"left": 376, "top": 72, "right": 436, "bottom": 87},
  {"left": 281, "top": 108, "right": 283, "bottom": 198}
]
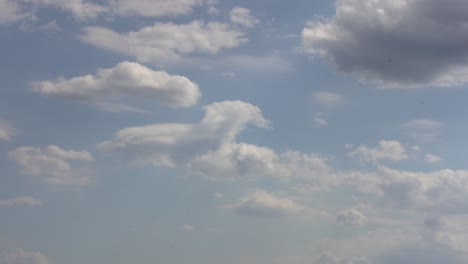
[
  {"left": 0, "top": 120, "right": 15, "bottom": 141},
  {"left": 207, "top": 6, "right": 220, "bottom": 16},
  {"left": 403, "top": 119, "right": 444, "bottom": 130},
  {"left": 336, "top": 209, "right": 368, "bottom": 226},
  {"left": 402, "top": 119, "right": 444, "bottom": 142},
  {"left": 221, "top": 72, "right": 236, "bottom": 78},
  {"left": 182, "top": 225, "right": 194, "bottom": 231},
  {"left": 8, "top": 145, "right": 94, "bottom": 186},
  {"left": 313, "top": 112, "right": 328, "bottom": 128},
  {"left": 0, "top": 248, "right": 49, "bottom": 264},
  {"left": 0, "top": 197, "right": 43, "bottom": 206},
  {"left": 425, "top": 154, "right": 442, "bottom": 163},
  {"left": 312, "top": 92, "right": 344, "bottom": 107},
  {"left": 223, "top": 190, "right": 303, "bottom": 218},
  {"left": 229, "top": 7, "right": 259, "bottom": 28},
  {"left": 347, "top": 140, "right": 413, "bottom": 164},
  {"left": 213, "top": 192, "right": 224, "bottom": 199}
]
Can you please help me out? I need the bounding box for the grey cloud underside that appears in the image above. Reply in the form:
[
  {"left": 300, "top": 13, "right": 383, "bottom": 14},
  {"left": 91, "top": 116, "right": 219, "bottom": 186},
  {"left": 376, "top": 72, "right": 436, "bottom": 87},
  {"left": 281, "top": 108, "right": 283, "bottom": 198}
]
[{"left": 302, "top": 0, "right": 468, "bottom": 87}]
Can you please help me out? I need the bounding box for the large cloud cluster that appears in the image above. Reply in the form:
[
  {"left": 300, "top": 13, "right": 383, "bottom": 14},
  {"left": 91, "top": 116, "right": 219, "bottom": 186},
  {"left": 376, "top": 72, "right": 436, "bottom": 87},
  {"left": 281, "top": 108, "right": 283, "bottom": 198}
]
[{"left": 302, "top": 0, "right": 468, "bottom": 88}]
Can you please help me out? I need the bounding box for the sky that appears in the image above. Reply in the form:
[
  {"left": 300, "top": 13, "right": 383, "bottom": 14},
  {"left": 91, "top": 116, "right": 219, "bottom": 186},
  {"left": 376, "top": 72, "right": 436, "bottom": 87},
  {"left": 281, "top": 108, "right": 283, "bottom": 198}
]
[{"left": 1, "top": 0, "right": 468, "bottom": 263}]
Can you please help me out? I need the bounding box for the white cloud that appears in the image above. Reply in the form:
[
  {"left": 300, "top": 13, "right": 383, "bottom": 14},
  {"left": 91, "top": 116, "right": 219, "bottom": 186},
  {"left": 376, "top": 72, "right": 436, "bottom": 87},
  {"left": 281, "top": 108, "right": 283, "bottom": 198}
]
[
  {"left": 221, "top": 72, "right": 236, "bottom": 78},
  {"left": 0, "top": 120, "right": 15, "bottom": 141},
  {"left": 229, "top": 7, "right": 259, "bottom": 28},
  {"left": 0, "top": 0, "right": 214, "bottom": 23},
  {"left": 8, "top": 145, "right": 94, "bottom": 186},
  {"left": 182, "top": 224, "right": 194, "bottom": 231},
  {"left": 313, "top": 112, "right": 328, "bottom": 128},
  {"left": 0, "top": 248, "right": 49, "bottom": 264},
  {"left": 219, "top": 54, "right": 294, "bottom": 73},
  {"left": 81, "top": 21, "right": 247, "bottom": 65},
  {"left": 33, "top": 61, "right": 200, "bottom": 109},
  {"left": 316, "top": 252, "right": 341, "bottom": 264},
  {"left": 213, "top": 192, "right": 224, "bottom": 199},
  {"left": 99, "top": 100, "right": 331, "bottom": 181},
  {"left": 301, "top": 0, "right": 468, "bottom": 88},
  {"left": 347, "top": 140, "right": 415, "bottom": 163},
  {"left": 108, "top": 0, "right": 206, "bottom": 18},
  {"left": 223, "top": 190, "right": 303, "bottom": 217},
  {"left": 343, "top": 166, "right": 468, "bottom": 212},
  {"left": 0, "top": 197, "right": 43, "bottom": 206},
  {"left": 312, "top": 92, "right": 344, "bottom": 107},
  {"left": 336, "top": 209, "right": 368, "bottom": 226},
  {"left": 0, "top": 0, "right": 27, "bottom": 24},
  {"left": 403, "top": 119, "right": 444, "bottom": 142},
  {"left": 425, "top": 154, "right": 442, "bottom": 163}
]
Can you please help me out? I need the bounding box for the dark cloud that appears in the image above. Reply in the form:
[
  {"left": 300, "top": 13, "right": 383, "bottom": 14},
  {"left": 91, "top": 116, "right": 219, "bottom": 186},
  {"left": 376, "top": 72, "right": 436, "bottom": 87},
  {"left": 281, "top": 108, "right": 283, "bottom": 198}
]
[{"left": 302, "top": 0, "right": 468, "bottom": 88}]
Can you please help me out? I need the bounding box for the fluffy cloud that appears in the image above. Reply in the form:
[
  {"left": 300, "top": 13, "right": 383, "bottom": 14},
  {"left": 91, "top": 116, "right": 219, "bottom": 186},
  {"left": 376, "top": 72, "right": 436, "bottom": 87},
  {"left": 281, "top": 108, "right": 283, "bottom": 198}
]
[
  {"left": 336, "top": 209, "right": 368, "bottom": 226},
  {"left": 0, "top": 248, "right": 49, "bottom": 264},
  {"left": 99, "top": 100, "right": 331, "bottom": 181},
  {"left": 302, "top": 0, "right": 468, "bottom": 88},
  {"left": 344, "top": 166, "right": 468, "bottom": 212},
  {"left": 0, "top": 120, "right": 15, "bottom": 141},
  {"left": 8, "top": 145, "right": 94, "bottom": 186},
  {"left": 81, "top": 21, "right": 247, "bottom": 65},
  {"left": 224, "top": 190, "right": 303, "bottom": 217},
  {"left": 347, "top": 140, "right": 415, "bottom": 163},
  {"left": 0, "top": 197, "right": 43, "bottom": 206},
  {"left": 33, "top": 61, "right": 200, "bottom": 109},
  {"left": 229, "top": 7, "right": 259, "bottom": 28}
]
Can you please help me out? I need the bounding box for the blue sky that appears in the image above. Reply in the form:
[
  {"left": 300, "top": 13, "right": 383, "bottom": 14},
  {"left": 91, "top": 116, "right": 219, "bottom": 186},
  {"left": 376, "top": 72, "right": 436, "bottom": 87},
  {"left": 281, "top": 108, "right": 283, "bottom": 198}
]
[{"left": 1, "top": 0, "right": 468, "bottom": 263}]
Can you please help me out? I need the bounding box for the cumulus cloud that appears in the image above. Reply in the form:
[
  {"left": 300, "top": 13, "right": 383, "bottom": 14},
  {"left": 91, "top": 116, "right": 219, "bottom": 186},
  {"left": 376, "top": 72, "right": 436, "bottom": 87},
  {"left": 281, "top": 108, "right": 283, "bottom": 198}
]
[
  {"left": 81, "top": 21, "right": 247, "bottom": 65},
  {"left": 229, "top": 7, "right": 259, "bottom": 28},
  {"left": 224, "top": 190, "right": 303, "bottom": 217},
  {"left": 343, "top": 166, "right": 468, "bottom": 212},
  {"left": 0, "top": 248, "right": 49, "bottom": 264},
  {"left": 99, "top": 100, "right": 331, "bottom": 181},
  {"left": 302, "top": 0, "right": 468, "bottom": 88},
  {"left": 33, "top": 61, "right": 200, "bottom": 110},
  {"left": 0, "top": 120, "right": 15, "bottom": 141},
  {"left": 8, "top": 145, "right": 94, "bottom": 186},
  {"left": 347, "top": 140, "right": 415, "bottom": 163},
  {"left": 336, "top": 209, "right": 368, "bottom": 226},
  {"left": 0, "top": 197, "right": 43, "bottom": 206}
]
